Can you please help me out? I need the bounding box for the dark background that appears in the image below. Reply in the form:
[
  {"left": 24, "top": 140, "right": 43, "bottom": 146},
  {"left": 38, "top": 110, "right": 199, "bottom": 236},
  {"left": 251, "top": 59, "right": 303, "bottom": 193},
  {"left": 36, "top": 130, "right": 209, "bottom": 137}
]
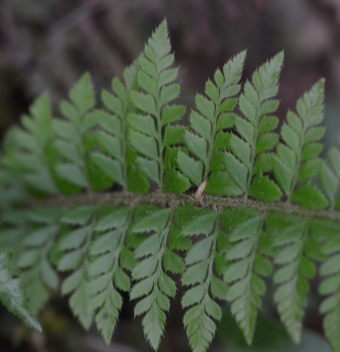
[{"left": 0, "top": 0, "right": 339, "bottom": 351}]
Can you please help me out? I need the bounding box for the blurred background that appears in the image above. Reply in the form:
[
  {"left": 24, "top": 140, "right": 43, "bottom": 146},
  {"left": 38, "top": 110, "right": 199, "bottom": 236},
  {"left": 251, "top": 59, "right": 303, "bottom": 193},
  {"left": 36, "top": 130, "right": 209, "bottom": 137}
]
[{"left": 0, "top": 0, "right": 339, "bottom": 351}]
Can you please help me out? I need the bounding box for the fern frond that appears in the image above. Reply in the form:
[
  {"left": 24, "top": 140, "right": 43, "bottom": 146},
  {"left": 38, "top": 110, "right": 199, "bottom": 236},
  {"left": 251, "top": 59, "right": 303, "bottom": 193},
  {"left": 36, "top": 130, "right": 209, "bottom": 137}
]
[
  {"left": 87, "top": 206, "right": 132, "bottom": 344},
  {"left": 319, "top": 143, "right": 340, "bottom": 208},
  {"left": 2, "top": 18, "right": 340, "bottom": 352},
  {"left": 129, "top": 20, "right": 187, "bottom": 192},
  {"left": 0, "top": 252, "right": 41, "bottom": 331},
  {"left": 130, "top": 206, "right": 175, "bottom": 350},
  {"left": 178, "top": 51, "right": 245, "bottom": 193},
  {"left": 57, "top": 205, "right": 96, "bottom": 329},
  {"left": 222, "top": 209, "right": 270, "bottom": 344},
  {"left": 1, "top": 94, "right": 57, "bottom": 195},
  {"left": 227, "top": 52, "right": 283, "bottom": 201},
  {"left": 313, "top": 219, "right": 340, "bottom": 352},
  {"left": 273, "top": 79, "right": 328, "bottom": 208},
  {"left": 178, "top": 207, "right": 227, "bottom": 352},
  {"left": 53, "top": 73, "right": 112, "bottom": 192},
  {"left": 266, "top": 214, "right": 320, "bottom": 343},
  {"left": 91, "top": 61, "right": 147, "bottom": 192},
  {"left": 16, "top": 209, "right": 60, "bottom": 315}
]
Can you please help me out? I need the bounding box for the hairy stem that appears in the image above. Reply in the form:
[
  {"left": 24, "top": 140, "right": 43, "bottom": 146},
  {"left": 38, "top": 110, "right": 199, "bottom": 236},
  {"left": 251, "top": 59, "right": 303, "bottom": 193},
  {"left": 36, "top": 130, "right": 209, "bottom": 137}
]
[{"left": 27, "top": 191, "right": 340, "bottom": 222}]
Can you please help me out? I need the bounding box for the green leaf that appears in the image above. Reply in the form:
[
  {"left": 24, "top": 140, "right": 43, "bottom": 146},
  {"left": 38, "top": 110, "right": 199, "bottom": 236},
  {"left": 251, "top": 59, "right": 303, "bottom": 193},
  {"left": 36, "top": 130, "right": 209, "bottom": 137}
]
[
  {"left": 129, "top": 130, "right": 158, "bottom": 160},
  {"left": 127, "top": 165, "right": 150, "bottom": 193},
  {"left": 239, "top": 93, "right": 256, "bottom": 124},
  {"left": 273, "top": 156, "right": 293, "bottom": 196},
  {"left": 163, "top": 126, "right": 185, "bottom": 147},
  {"left": 329, "top": 147, "right": 340, "bottom": 178},
  {"left": 61, "top": 206, "right": 95, "bottom": 225},
  {"left": 301, "top": 142, "right": 323, "bottom": 161},
  {"left": 267, "top": 214, "right": 313, "bottom": 344},
  {"left": 101, "top": 90, "right": 122, "bottom": 115},
  {"left": 159, "top": 68, "right": 178, "bottom": 87},
  {"left": 130, "top": 91, "right": 156, "bottom": 116},
  {"left": 298, "top": 159, "right": 322, "bottom": 179},
  {"left": 216, "top": 113, "right": 236, "bottom": 131},
  {"left": 24, "top": 226, "right": 57, "bottom": 247},
  {"left": 90, "top": 230, "right": 120, "bottom": 256},
  {"left": 132, "top": 208, "right": 171, "bottom": 234},
  {"left": 249, "top": 174, "right": 282, "bottom": 201},
  {"left": 305, "top": 126, "right": 325, "bottom": 143},
  {"left": 224, "top": 152, "right": 247, "bottom": 192},
  {"left": 136, "top": 157, "right": 159, "bottom": 184},
  {"left": 58, "top": 250, "right": 82, "bottom": 271},
  {"left": 181, "top": 211, "right": 217, "bottom": 236},
  {"left": 69, "top": 73, "right": 95, "bottom": 115},
  {"left": 0, "top": 253, "right": 42, "bottom": 331},
  {"left": 256, "top": 133, "right": 279, "bottom": 154},
  {"left": 96, "top": 131, "right": 122, "bottom": 160},
  {"left": 88, "top": 207, "right": 129, "bottom": 343},
  {"left": 53, "top": 120, "right": 78, "bottom": 141},
  {"left": 68, "top": 269, "right": 93, "bottom": 330},
  {"left": 134, "top": 234, "right": 163, "bottom": 259},
  {"left": 21, "top": 269, "right": 50, "bottom": 315},
  {"left": 54, "top": 140, "right": 79, "bottom": 163},
  {"left": 177, "top": 151, "right": 203, "bottom": 186},
  {"left": 162, "top": 105, "right": 186, "bottom": 125},
  {"left": 206, "top": 171, "right": 244, "bottom": 196},
  {"left": 253, "top": 153, "right": 273, "bottom": 174},
  {"left": 229, "top": 134, "right": 251, "bottom": 166},
  {"left": 319, "top": 162, "right": 338, "bottom": 205},
  {"left": 292, "top": 183, "right": 328, "bottom": 209},
  {"left": 138, "top": 71, "right": 157, "bottom": 96},
  {"left": 213, "top": 132, "right": 231, "bottom": 151},
  {"left": 195, "top": 94, "right": 215, "bottom": 122},
  {"left": 160, "top": 84, "right": 180, "bottom": 105},
  {"left": 234, "top": 117, "right": 254, "bottom": 144},
  {"left": 319, "top": 220, "right": 340, "bottom": 351},
  {"left": 3, "top": 30, "right": 340, "bottom": 352},
  {"left": 93, "top": 285, "right": 122, "bottom": 344},
  {"left": 184, "top": 131, "right": 207, "bottom": 163},
  {"left": 281, "top": 123, "right": 299, "bottom": 154},
  {"left": 260, "top": 99, "right": 279, "bottom": 115},
  {"left": 164, "top": 249, "right": 184, "bottom": 274},
  {"left": 185, "top": 237, "right": 214, "bottom": 265},
  {"left": 94, "top": 206, "right": 130, "bottom": 232},
  {"left": 128, "top": 113, "right": 157, "bottom": 138},
  {"left": 181, "top": 215, "right": 223, "bottom": 352},
  {"left": 259, "top": 116, "right": 279, "bottom": 134},
  {"left": 222, "top": 209, "right": 265, "bottom": 344},
  {"left": 163, "top": 168, "right": 190, "bottom": 193},
  {"left": 56, "top": 163, "right": 88, "bottom": 188},
  {"left": 189, "top": 111, "right": 212, "bottom": 141},
  {"left": 130, "top": 202, "right": 172, "bottom": 350},
  {"left": 59, "top": 226, "right": 91, "bottom": 250},
  {"left": 89, "top": 152, "right": 120, "bottom": 186}
]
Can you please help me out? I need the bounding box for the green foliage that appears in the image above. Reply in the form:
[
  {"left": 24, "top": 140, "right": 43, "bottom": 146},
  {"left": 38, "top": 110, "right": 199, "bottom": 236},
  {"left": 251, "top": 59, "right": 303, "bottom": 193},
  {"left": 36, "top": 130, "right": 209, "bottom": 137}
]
[
  {"left": 266, "top": 214, "right": 318, "bottom": 343},
  {"left": 273, "top": 79, "right": 327, "bottom": 208},
  {"left": 222, "top": 209, "right": 269, "bottom": 344},
  {"left": 1, "top": 19, "right": 340, "bottom": 352},
  {"left": 0, "top": 252, "right": 41, "bottom": 331},
  {"left": 129, "top": 20, "right": 187, "bottom": 192},
  {"left": 88, "top": 206, "right": 132, "bottom": 343},
  {"left": 1, "top": 94, "right": 57, "bottom": 195},
  {"left": 179, "top": 207, "right": 225, "bottom": 352},
  {"left": 314, "top": 220, "right": 340, "bottom": 352},
  {"left": 17, "top": 209, "right": 60, "bottom": 315},
  {"left": 234, "top": 52, "right": 283, "bottom": 200},
  {"left": 130, "top": 207, "right": 176, "bottom": 349},
  {"left": 179, "top": 51, "right": 245, "bottom": 191}
]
